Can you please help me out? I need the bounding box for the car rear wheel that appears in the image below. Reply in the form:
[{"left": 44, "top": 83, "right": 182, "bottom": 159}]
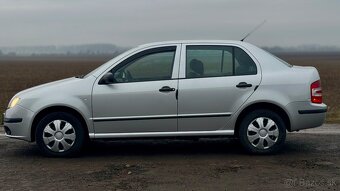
[
  {"left": 238, "top": 109, "right": 286, "bottom": 154},
  {"left": 35, "top": 112, "right": 85, "bottom": 157}
]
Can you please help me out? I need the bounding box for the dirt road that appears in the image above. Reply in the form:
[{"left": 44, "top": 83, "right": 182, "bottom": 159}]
[{"left": 0, "top": 125, "right": 339, "bottom": 191}]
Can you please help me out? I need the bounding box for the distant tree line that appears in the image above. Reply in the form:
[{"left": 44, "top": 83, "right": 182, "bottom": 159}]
[
  {"left": 0, "top": 44, "right": 130, "bottom": 57},
  {"left": 1, "top": 44, "right": 339, "bottom": 57},
  {"left": 0, "top": 50, "right": 17, "bottom": 56}
]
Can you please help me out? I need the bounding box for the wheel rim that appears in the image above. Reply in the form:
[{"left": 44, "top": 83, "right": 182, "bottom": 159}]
[
  {"left": 247, "top": 117, "right": 279, "bottom": 150},
  {"left": 43, "top": 120, "right": 76, "bottom": 153}
]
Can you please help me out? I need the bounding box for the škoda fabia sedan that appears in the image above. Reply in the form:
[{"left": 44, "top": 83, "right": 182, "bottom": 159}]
[{"left": 3, "top": 40, "right": 327, "bottom": 156}]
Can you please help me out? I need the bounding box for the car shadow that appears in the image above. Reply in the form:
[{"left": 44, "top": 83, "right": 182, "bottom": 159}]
[
  {"left": 9, "top": 136, "right": 311, "bottom": 158},
  {"left": 82, "top": 138, "right": 245, "bottom": 157}
]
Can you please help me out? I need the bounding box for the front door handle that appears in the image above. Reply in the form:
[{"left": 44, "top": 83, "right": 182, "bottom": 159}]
[
  {"left": 236, "top": 82, "right": 252, "bottom": 88},
  {"left": 159, "top": 86, "right": 176, "bottom": 92}
]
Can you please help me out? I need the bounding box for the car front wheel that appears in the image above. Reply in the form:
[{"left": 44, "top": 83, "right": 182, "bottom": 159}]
[
  {"left": 35, "top": 112, "right": 85, "bottom": 157},
  {"left": 238, "top": 109, "right": 286, "bottom": 154}
]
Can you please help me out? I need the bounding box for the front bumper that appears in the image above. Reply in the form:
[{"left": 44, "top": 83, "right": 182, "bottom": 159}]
[
  {"left": 286, "top": 101, "right": 327, "bottom": 131},
  {"left": 3, "top": 105, "right": 34, "bottom": 141}
]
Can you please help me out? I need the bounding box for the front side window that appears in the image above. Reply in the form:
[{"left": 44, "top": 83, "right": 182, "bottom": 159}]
[
  {"left": 186, "top": 45, "right": 257, "bottom": 78},
  {"left": 112, "top": 48, "right": 176, "bottom": 83}
]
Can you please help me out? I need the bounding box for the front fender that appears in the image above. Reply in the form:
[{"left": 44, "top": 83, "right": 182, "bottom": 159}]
[{"left": 28, "top": 96, "right": 94, "bottom": 135}]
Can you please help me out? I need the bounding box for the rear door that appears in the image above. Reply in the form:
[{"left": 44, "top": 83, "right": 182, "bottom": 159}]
[{"left": 178, "top": 44, "right": 261, "bottom": 131}]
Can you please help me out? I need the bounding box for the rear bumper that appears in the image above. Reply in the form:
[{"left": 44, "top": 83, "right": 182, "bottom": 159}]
[
  {"left": 3, "top": 105, "right": 34, "bottom": 141},
  {"left": 286, "top": 101, "right": 327, "bottom": 131}
]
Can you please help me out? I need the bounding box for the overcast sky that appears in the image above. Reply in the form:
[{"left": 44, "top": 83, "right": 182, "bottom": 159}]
[{"left": 0, "top": 0, "right": 339, "bottom": 47}]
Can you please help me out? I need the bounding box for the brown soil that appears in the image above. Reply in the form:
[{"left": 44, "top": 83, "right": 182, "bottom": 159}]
[{"left": 0, "top": 130, "right": 339, "bottom": 190}]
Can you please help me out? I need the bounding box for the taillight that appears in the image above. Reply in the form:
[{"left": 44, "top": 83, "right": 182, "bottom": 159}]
[{"left": 311, "top": 80, "right": 322, "bottom": 104}]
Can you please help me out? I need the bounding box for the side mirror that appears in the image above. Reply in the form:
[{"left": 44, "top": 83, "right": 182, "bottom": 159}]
[{"left": 99, "top": 72, "right": 115, "bottom": 85}]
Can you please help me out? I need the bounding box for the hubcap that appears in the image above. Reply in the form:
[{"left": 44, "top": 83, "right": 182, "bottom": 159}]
[
  {"left": 247, "top": 117, "right": 279, "bottom": 150},
  {"left": 259, "top": 129, "right": 267, "bottom": 137},
  {"left": 43, "top": 120, "right": 76, "bottom": 153},
  {"left": 54, "top": 132, "right": 64, "bottom": 140}
]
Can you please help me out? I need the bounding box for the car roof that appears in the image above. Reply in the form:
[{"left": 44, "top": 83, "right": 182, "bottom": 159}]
[{"left": 137, "top": 40, "right": 251, "bottom": 48}]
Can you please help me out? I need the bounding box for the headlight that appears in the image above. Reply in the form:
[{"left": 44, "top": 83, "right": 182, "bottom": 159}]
[{"left": 8, "top": 97, "right": 20, "bottom": 109}]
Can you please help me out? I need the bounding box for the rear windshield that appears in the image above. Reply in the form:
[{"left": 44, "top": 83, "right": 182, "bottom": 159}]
[{"left": 263, "top": 50, "right": 293, "bottom": 67}]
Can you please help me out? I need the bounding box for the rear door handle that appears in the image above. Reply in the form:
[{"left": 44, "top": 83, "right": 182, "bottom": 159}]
[
  {"left": 236, "top": 82, "right": 252, "bottom": 88},
  {"left": 159, "top": 86, "right": 175, "bottom": 92}
]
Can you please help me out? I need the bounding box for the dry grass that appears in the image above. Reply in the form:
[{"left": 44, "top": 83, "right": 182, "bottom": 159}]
[{"left": 0, "top": 53, "right": 339, "bottom": 124}]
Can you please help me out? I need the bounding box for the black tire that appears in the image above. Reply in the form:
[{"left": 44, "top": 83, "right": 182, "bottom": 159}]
[
  {"left": 238, "top": 109, "right": 286, "bottom": 154},
  {"left": 35, "top": 112, "right": 85, "bottom": 157}
]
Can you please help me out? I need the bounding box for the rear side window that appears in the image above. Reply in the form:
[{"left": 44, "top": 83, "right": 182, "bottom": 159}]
[
  {"left": 234, "top": 47, "right": 257, "bottom": 75},
  {"left": 186, "top": 46, "right": 257, "bottom": 78}
]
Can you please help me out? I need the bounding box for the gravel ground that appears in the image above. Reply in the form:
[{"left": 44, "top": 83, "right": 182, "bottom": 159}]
[{"left": 0, "top": 125, "right": 339, "bottom": 191}]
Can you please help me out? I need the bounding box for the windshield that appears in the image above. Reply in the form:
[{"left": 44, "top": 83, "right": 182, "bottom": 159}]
[
  {"left": 83, "top": 47, "right": 135, "bottom": 78},
  {"left": 83, "top": 65, "right": 104, "bottom": 78}
]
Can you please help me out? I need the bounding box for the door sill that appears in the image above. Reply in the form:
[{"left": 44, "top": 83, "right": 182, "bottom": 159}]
[{"left": 89, "top": 130, "right": 234, "bottom": 139}]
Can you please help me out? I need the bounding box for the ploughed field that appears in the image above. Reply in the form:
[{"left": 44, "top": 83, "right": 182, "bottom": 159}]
[{"left": 0, "top": 53, "right": 339, "bottom": 124}]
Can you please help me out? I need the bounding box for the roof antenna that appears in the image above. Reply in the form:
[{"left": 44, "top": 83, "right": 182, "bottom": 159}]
[{"left": 240, "top": 20, "right": 266, "bottom": 41}]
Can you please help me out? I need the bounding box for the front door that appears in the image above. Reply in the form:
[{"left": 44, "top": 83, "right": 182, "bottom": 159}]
[
  {"left": 178, "top": 44, "right": 261, "bottom": 131},
  {"left": 92, "top": 45, "right": 180, "bottom": 134}
]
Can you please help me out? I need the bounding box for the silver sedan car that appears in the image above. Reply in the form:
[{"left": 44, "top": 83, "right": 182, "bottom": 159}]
[{"left": 3, "top": 40, "right": 327, "bottom": 156}]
